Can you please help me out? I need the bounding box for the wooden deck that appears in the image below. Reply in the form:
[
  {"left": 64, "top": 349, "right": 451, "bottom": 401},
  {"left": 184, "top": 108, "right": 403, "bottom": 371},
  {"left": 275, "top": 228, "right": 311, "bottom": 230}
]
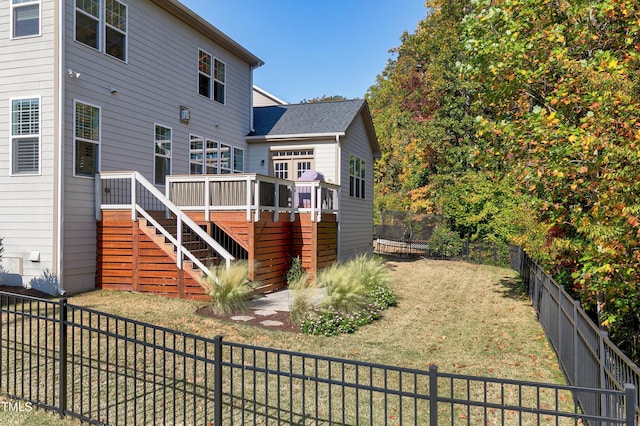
[{"left": 97, "top": 210, "right": 338, "bottom": 300}]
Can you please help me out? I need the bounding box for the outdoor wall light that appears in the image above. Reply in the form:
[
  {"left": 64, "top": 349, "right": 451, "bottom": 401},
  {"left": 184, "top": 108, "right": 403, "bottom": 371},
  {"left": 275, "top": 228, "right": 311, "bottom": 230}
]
[
  {"left": 180, "top": 106, "right": 190, "bottom": 124},
  {"left": 66, "top": 68, "right": 81, "bottom": 78}
]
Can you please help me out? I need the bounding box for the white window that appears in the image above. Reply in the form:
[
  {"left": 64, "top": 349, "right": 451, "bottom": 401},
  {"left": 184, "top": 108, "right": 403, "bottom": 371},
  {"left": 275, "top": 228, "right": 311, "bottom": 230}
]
[
  {"left": 11, "top": 0, "right": 40, "bottom": 38},
  {"left": 233, "top": 147, "right": 243, "bottom": 172},
  {"left": 219, "top": 143, "right": 231, "bottom": 174},
  {"left": 349, "top": 154, "right": 366, "bottom": 199},
  {"left": 189, "top": 135, "right": 203, "bottom": 174},
  {"left": 74, "top": 101, "right": 101, "bottom": 177},
  {"left": 75, "top": 0, "right": 127, "bottom": 61},
  {"left": 11, "top": 97, "right": 40, "bottom": 175},
  {"left": 213, "top": 59, "right": 226, "bottom": 104},
  {"left": 271, "top": 149, "right": 314, "bottom": 180},
  {"left": 154, "top": 125, "right": 171, "bottom": 185},
  {"left": 189, "top": 137, "right": 238, "bottom": 175},
  {"left": 198, "top": 50, "right": 226, "bottom": 104}
]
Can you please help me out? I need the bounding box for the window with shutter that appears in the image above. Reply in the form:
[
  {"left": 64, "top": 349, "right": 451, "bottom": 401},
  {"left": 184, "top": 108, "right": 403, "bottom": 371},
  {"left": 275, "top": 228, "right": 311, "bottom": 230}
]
[{"left": 11, "top": 98, "right": 40, "bottom": 175}]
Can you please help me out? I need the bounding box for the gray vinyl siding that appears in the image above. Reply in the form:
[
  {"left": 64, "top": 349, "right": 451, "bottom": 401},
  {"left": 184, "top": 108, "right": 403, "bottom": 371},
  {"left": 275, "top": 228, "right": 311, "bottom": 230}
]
[
  {"left": 338, "top": 113, "right": 374, "bottom": 260},
  {"left": 60, "top": 0, "right": 255, "bottom": 292},
  {"left": 0, "top": 0, "right": 57, "bottom": 292}
]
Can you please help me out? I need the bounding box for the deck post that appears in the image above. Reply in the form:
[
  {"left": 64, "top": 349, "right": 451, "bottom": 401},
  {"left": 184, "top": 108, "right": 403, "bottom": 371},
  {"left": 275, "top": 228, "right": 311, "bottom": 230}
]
[
  {"left": 274, "top": 181, "right": 279, "bottom": 222},
  {"left": 310, "top": 183, "right": 316, "bottom": 222},
  {"left": 290, "top": 181, "right": 296, "bottom": 222},
  {"left": 131, "top": 173, "right": 137, "bottom": 221},
  {"left": 254, "top": 177, "right": 260, "bottom": 222},
  {"left": 176, "top": 216, "right": 183, "bottom": 269},
  {"left": 246, "top": 175, "right": 252, "bottom": 222},
  {"left": 204, "top": 176, "right": 210, "bottom": 219}
]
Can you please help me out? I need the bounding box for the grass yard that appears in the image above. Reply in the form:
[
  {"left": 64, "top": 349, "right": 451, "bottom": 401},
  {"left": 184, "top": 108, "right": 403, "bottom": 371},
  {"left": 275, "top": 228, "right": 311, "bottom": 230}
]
[{"left": 0, "top": 258, "right": 565, "bottom": 425}]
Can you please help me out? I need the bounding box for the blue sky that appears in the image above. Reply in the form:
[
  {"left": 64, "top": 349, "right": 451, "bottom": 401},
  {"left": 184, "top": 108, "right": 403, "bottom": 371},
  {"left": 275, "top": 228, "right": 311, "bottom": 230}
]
[{"left": 179, "top": 1, "right": 427, "bottom": 104}]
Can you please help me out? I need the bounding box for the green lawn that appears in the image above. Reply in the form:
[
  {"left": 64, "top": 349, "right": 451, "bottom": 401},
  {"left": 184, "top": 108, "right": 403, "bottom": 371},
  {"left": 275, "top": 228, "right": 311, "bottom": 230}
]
[{"left": 0, "top": 258, "right": 565, "bottom": 425}]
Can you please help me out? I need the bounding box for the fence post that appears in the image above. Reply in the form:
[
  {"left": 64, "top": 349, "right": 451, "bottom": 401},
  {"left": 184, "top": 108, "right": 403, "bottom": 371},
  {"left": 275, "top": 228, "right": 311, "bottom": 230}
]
[
  {"left": 429, "top": 365, "right": 438, "bottom": 426},
  {"left": 214, "top": 335, "right": 223, "bottom": 426},
  {"left": 624, "top": 384, "right": 636, "bottom": 426},
  {"left": 58, "top": 298, "right": 68, "bottom": 418},
  {"left": 599, "top": 330, "right": 608, "bottom": 418}
]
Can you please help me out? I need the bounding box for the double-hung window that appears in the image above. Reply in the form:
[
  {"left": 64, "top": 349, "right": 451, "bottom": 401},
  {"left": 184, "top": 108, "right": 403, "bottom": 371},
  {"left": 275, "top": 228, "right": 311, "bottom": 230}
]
[
  {"left": 11, "top": 97, "right": 40, "bottom": 175},
  {"left": 154, "top": 125, "right": 171, "bottom": 185},
  {"left": 190, "top": 137, "right": 241, "bottom": 175},
  {"left": 75, "top": 0, "right": 127, "bottom": 61},
  {"left": 198, "top": 50, "right": 226, "bottom": 104},
  {"left": 213, "top": 59, "right": 226, "bottom": 104},
  {"left": 198, "top": 50, "right": 212, "bottom": 98},
  {"left": 11, "top": 0, "right": 40, "bottom": 38},
  {"left": 349, "top": 154, "right": 366, "bottom": 199},
  {"left": 74, "top": 101, "right": 101, "bottom": 177}
]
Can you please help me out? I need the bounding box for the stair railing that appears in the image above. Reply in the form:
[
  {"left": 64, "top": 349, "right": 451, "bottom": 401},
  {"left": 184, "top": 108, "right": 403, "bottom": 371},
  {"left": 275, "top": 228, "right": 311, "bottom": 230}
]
[{"left": 97, "top": 171, "right": 234, "bottom": 281}]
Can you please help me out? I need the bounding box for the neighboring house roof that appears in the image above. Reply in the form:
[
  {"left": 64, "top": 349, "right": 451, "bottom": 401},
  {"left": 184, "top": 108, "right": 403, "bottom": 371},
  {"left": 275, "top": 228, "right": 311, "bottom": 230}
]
[
  {"left": 151, "top": 0, "right": 263, "bottom": 68},
  {"left": 248, "top": 99, "right": 380, "bottom": 156},
  {"left": 253, "top": 86, "right": 288, "bottom": 106}
]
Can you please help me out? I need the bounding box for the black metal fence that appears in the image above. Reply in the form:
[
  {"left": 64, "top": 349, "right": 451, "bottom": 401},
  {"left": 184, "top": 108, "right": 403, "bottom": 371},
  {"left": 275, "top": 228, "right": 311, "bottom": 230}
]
[
  {"left": 510, "top": 246, "right": 640, "bottom": 422},
  {"left": 0, "top": 291, "right": 636, "bottom": 425}
]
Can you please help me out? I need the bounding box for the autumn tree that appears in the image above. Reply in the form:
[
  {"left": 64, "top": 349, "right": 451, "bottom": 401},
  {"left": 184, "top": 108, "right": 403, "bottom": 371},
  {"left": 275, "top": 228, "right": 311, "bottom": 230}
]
[{"left": 463, "top": 0, "right": 640, "bottom": 358}]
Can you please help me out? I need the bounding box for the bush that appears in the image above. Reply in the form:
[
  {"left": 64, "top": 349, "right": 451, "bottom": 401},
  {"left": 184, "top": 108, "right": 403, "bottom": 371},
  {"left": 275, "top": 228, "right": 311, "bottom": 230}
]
[
  {"left": 428, "top": 224, "right": 464, "bottom": 257},
  {"left": 317, "top": 263, "right": 368, "bottom": 314},
  {"left": 285, "top": 255, "right": 305, "bottom": 286},
  {"left": 298, "top": 256, "right": 397, "bottom": 336},
  {"left": 201, "top": 261, "right": 256, "bottom": 315}
]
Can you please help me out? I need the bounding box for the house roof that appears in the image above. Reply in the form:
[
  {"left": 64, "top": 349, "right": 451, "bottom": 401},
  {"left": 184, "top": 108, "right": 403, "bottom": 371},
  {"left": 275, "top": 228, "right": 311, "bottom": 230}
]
[
  {"left": 249, "top": 99, "right": 380, "bottom": 156},
  {"left": 151, "top": 0, "right": 263, "bottom": 68}
]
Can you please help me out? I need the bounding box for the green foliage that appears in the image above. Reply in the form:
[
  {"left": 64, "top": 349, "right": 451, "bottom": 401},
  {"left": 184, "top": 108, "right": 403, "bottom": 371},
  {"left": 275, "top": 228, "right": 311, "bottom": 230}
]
[
  {"left": 202, "top": 262, "right": 255, "bottom": 315},
  {"left": 428, "top": 223, "right": 464, "bottom": 257},
  {"left": 298, "top": 257, "right": 397, "bottom": 336},
  {"left": 285, "top": 256, "right": 305, "bottom": 287},
  {"left": 300, "top": 95, "right": 348, "bottom": 104},
  {"left": 317, "top": 263, "right": 369, "bottom": 314}
]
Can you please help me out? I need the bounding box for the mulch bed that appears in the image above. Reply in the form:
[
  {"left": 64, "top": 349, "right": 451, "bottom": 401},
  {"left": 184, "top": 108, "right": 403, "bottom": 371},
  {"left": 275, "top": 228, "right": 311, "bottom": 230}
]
[
  {"left": 0, "top": 285, "right": 53, "bottom": 298},
  {"left": 195, "top": 305, "right": 301, "bottom": 333}
]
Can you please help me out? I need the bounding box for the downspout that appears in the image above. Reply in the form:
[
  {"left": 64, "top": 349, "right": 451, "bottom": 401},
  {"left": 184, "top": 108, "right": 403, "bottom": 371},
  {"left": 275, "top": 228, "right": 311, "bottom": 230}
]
[
  {"left": 335, "top": 134, "right": 341, "bottom": 260},
  {"left": 55, "top": 0, "right": 65, "bottom": 294}
]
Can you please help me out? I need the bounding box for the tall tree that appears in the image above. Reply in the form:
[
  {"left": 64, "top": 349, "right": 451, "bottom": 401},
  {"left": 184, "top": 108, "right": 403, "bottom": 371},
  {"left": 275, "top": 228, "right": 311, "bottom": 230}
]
[{"left": 464, "top": 0, "right": 640, "bottom": 358}]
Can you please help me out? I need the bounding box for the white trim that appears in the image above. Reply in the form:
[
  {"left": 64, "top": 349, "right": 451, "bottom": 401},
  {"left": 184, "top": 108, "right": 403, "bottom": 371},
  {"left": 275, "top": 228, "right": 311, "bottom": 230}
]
[
  {"left": 246, "top": 132, "right": 345, "bottom": 142},
  {"left": 153, "top": 123, "right": 173, "bottom": 186},
  {"left": 197, "top": 47, "right": 212, "bottom": 99},
  {"left": 57, "top": 0, "right": 65, "bottom": 293},
  {"left": 9, "top": 95, "right": 42, "bottom": 176},
  {"left": 72, "top": 99, "right": 102, "bottom": 178},
  {"left": 103, "top": 0, "right": 128, "bottom": 63},
  {"left": 10, "top": 0, "right": 42, "bottom": 39},
  {"left": 213, "top": 57, "right": 226, "bottom": 105}
]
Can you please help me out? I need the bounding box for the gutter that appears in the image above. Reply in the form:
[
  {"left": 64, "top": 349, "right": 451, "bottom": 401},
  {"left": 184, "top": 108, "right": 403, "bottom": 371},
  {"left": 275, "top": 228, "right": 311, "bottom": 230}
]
[
  {"left": 55, "top": 0, "right": 65, "bottom": 294},
  {"left": 246, "top": 132, "right": 345, "bottom": 142}
]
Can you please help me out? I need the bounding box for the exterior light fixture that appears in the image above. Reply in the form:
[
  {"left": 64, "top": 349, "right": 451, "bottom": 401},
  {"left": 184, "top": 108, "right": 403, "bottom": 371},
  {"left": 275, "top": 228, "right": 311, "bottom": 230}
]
[{"left": 180, "top": 106, "right": 190, "bottom": 124}]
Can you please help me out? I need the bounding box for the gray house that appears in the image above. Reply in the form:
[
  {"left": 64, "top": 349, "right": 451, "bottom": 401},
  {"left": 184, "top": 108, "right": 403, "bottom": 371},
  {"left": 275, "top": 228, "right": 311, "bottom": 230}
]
[{"left": 0, "top": 0, "right": 379, "bottom": 297}]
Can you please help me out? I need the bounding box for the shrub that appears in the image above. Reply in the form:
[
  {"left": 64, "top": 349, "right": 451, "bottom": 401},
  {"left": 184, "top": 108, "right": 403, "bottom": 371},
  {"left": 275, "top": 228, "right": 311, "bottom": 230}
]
[
  {"left": 288, "top": 271, "right": 314, "bottom": 324},
  {"left": 348, "top": 254, "right": 389, "bottom": 290},
  {"left": 285, "top": 255, "right": 305, "bottom": 286},
  {"left": 317, "top": 263, "right": 368, "bottom": 314},
  {"left": 298, "top": 256, "right": 397, "bottom": 336},
  {"left": 428, "top": 224, "right": 464, "bottom": 257},
  {"left": 201, "top": 261, "right": 256, "bottom": 315}
]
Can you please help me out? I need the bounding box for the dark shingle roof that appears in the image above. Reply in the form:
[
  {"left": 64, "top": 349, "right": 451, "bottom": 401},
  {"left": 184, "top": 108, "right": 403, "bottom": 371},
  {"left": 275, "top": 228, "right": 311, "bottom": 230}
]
[{"left": 251, "top": 99, "right": 366, "bottom": 136}]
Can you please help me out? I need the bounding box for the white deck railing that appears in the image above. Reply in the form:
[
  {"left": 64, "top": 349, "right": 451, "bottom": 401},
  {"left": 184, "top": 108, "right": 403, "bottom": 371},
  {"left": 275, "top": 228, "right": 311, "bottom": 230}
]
[
  {"left": 96, "top": 171, "right": 234, "bottom": 280},
  {"left": 166, "top": 173, "right": 339, "bottom": 222}
]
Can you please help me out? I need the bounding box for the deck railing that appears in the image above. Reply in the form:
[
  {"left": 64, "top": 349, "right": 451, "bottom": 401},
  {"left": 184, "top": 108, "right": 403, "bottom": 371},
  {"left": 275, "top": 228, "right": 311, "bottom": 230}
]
[
  {"left": 166, "top": 173, "right": 339, "bottom": 222},
  {"left": 96, "top": 171, "right": 234, "bottom": 279}
]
